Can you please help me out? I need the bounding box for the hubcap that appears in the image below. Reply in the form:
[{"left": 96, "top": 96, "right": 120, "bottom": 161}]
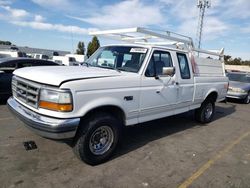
[
  {"left": 89, "top": 126, "right": 114, "bottom": 155},
  {"left": 205, "top": 103, "right": 213, "bottom": 120}
]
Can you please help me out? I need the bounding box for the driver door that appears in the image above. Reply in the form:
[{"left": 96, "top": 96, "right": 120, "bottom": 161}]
[{"left": 139, "top": 49, "right": 178, "bottom": 123}]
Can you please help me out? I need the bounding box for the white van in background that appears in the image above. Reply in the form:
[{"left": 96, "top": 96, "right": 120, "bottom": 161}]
[
  {"left": 65, "top": 54, "right": 86, "bottom": 63},
  {"left": 0, "top": 50, "right": 26, "bottom": 58},
  {"left": 52, "top": 56, "right": 77, "bottom": 66},
  {"left": 33, "top": 53, "right": 49, "bottom": 60}
]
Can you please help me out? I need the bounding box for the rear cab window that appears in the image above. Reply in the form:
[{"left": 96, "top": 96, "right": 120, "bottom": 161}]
[{"left": 176, "top": 53, "right": 191, "bottom": 79}]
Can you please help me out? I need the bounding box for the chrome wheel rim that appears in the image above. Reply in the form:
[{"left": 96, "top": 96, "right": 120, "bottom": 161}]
[
  {"left": 247, "top": 93, "right": 250, "bottom": 103},
  {"left": 205, "top": 103, "right": 213, "bottom": 120},
  {"left": 89, "top": 126, "right": 114, "bottom": 155}
]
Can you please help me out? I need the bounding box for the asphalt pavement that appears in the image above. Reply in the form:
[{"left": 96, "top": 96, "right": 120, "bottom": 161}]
[{"left": 0, "top": 100, "right": 249, "bottom": 188}]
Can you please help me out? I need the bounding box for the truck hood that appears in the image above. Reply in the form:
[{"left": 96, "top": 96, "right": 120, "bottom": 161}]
[{"left": 13, "top": 66, "right": 122, "bottom": 86}]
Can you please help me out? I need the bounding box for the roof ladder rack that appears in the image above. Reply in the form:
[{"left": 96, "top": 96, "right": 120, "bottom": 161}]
[{"left": 89, "top": 27, "right": 224, "bottom": 58}]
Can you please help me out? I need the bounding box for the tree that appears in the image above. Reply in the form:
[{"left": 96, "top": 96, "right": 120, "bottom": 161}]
[
  {"left": 224, "top": 55, "right": 231, "bottom": 63},
  {"left": 86, "top": 42, "right": 92, "bottom": 57},
  {"left": 87, "top": 36, "right": 100, "bottom": 57},
  {"left": 76, "top": 41, "right": 85, "bottom": 55},
  {"left": 224, "top": 55, "right": 250, "bottom": 66},
  {"left": 0, "top": 40, "right": 12, "bottom": 45},
  {"left": 232, "top": 57, "right": 242, "bottom": 65}
]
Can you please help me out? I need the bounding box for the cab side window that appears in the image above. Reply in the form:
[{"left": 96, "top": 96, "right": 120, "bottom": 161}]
[
  {"left": 177, "top": 53, "right": 190, "bottom": 79},
  {"left": 145, "top": 50, "right": 173, "bottom": 77}
]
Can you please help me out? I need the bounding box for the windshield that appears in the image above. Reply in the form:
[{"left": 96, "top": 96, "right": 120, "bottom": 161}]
[
  {"left": 86, "top": 46, "right": 148, "bottom": 73},
  {"left": 227, "top": 73, "right": 250, "bottom": 83}
]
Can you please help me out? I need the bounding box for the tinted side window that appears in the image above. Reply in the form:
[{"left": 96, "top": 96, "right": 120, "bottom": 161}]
[
  {"left": 0, "top": 54, "right": 11, "bottom": 58},
  {"left": 177, "top": 53, "right": 190, "bottom": 79},
  {"left": 38, "top": 60, "right": 57, "bottom": 65},
  {"left": 145, "top": 50, "right": 172, "bottom": 77},
  {"left": 18, "top": 52, "right": 26, "bottom": 57},
  {"left": 69, "top": 57, "right": 76, "bottom": 62},
  {"left": 42, "top": 55, "right": 49, "bottom": 59},
  {"left": 18, "top": 60, "right": 57, "bottom": 67},
  {"left": 0, "top": 60, "right": 16, "bottom": 68},
  {"left": 17, "top": 61, "right": 33, "bottom": 68},
  {"left": 54, "top": 60, "right": 62, "bottom": 65}
]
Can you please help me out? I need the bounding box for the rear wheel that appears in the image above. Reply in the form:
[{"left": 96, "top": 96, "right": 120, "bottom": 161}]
[
  {"left": 73, "top": 112, "right": 121, "bottom": 165},
  {"left": 195, "top": 99, "right": 215, "bottom": 124},
  {"left": 243, "top": 92, "right": 250, "bottom": 104}
]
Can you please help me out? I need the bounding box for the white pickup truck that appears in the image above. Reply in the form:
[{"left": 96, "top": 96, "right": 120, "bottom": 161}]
[{"left": 8, "top": 28, "right": 228, "bottom": 165}]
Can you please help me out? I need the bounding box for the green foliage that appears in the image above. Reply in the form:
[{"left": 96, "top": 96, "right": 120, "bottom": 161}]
[
  {"left": 224, "top": 55, "right": 250, "bottom": 66},
  {"left": 86, "top": 42, "right": 92, "bottom": 57},
  {"left": 76, "top": 41, "right": 85, "bottom": 55},
  {"left": 87, "top": 36, "right": 100, "bottom": 57},
  {"left": 224, "top": 55, "right": 231, "bottom": 62},
  {"left": 0, "top": 40, "right": 12, "bottom": 45}
]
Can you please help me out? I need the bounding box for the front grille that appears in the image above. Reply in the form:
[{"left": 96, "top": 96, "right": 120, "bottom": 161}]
[{"left": 12, "top": 76, "right": 41, "bottom": 108}]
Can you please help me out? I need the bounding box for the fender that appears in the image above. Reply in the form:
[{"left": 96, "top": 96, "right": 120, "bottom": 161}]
[
  {"left": 77, "top": 96, "right": 127, "bottom": 120},
  {"left": 204, "top": 88, "right": 218, "bottom": 101}
]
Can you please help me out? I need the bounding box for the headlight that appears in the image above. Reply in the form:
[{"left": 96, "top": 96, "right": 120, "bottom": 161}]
[
  {"left": 231, "top": 87, "right": 247, "bottom": 93},
  {"left": 39, "top": 88, "right": 73, "bottom": 112}
]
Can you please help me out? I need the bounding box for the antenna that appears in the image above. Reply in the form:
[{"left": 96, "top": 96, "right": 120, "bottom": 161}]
[{"left": 196, "top": 0, "right": 211, "bottom": 49}]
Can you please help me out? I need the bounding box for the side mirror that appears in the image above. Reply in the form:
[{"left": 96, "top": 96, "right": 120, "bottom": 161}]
[{"left": 162, "top": 67, "right": 175, "bottom": 76}]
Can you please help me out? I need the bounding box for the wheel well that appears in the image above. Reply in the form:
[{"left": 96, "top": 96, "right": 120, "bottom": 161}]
[
  {"left": 81, "top": 105, "right": 126, "bottom": 126},
  {"left": 206, "top": 92, "right": 218, "bottom": 102}
]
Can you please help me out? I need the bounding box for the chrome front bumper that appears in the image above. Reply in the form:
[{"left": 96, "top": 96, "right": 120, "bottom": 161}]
[
  {"left": 7, "top": 97, "right": 80, "bottom": 140},
  {"left": 226, "top": 91, "right": 248, "bottom": 99}
]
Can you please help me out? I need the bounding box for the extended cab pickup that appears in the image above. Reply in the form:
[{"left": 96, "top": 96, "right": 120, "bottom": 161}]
[{"left": 8, "top": 28, "right": 228, "bottom": 165}]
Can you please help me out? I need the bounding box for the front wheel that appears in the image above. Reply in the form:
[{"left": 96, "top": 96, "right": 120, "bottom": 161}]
[
  {"left": 73, "top": 112, "right": 121, "bottom": 165},
  {"left": 195, "top": 99, "right": 215, "bottom": 124}
]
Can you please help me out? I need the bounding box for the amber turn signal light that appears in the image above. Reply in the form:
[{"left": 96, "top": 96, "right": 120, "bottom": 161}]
[{"left": 39, "top": 101, "right": 73, "bottom": 112}]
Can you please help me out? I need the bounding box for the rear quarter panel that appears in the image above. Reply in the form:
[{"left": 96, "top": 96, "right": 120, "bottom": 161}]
[{"left": 194, "top": 76, "right": 228, "bottom": 104}]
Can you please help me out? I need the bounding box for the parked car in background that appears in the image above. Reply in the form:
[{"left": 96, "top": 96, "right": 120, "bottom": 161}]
[
  {"left": 0, "top": 50, "right": 26, "bottom": 58},
  {"left": 227, "top": 72, "right": 250, "bottom": 104},
  {"left": 0, "top": 57, "right": 59, "bottom": 101}
]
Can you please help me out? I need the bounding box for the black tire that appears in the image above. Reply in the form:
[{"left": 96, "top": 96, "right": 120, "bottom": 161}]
[
  {"left": 73, "top": 112, "right": 121, "bottom": 165},
  {"left": 195, "top": 99, "right": 215, "bottom": 124},
  {"left": 243, "top": 92, "right": 250, "bottom": 104}
]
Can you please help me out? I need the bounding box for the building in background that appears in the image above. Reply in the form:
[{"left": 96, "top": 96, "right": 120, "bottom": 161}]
[{"left": 0, "top": 45, "right": 70, "bottom": 58}]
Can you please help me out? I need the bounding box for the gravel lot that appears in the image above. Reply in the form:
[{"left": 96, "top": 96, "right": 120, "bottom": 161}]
[{"left": 0, "top": 100, "right": 250, "bottom": 188}]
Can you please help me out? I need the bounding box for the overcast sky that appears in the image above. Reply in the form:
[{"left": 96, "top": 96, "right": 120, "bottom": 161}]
[{"left": 0, "top": 0, "right": 249, "bottom": 59}]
